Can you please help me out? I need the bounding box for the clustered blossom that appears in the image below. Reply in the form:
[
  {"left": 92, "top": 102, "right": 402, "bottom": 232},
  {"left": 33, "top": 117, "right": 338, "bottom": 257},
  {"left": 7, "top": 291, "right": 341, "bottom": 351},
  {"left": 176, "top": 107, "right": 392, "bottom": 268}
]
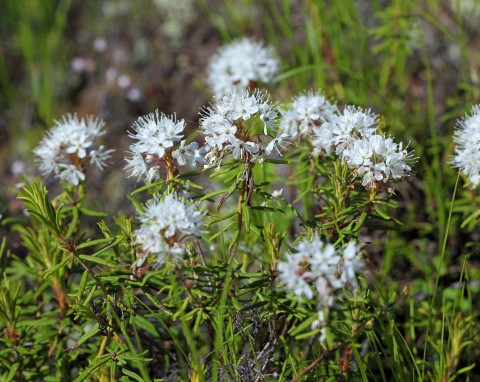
[
  {"left": 451, "top": 105, "right": 480, "bottom": 188},
  {"left": 280, "top": 91, "right": 338, "bottom": 139},
  {"left": 277, "top": 235, "right": 363, "bottom": 307},
  {"left": 312, "top": 105, "right": 378, "bottom": 155},
  {"left": 206, "top": 38, "right": 280, "bottom": 98},
  {"left": 34, "top": 114, "right": 113, "bottom": 186},
  {"left": 342, "top": 134, "right": 414, "bottom": 189},
  {"left": 200, "top": 90, "right": 288, "bottom": 168},
  {"left": 134, "top": 194, "right": 205, "bottom": 267},
  {"left": 279, "top": 92, "right": 415, "bottom": 190},
  {"left": 125, "top": 111, "right": 204, "bottom": 182},
  {"left": 278, "top": 235, "right": 363, "bottom": 343}
]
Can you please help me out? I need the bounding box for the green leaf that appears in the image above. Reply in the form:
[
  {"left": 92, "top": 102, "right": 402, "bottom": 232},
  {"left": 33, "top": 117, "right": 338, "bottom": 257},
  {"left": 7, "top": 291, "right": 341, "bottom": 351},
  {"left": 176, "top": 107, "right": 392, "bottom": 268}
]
[
  {"left": 373, "top": 205, "right": 391, "bottom": 220},
  {"left": 121, "top": 368, "right": 146, "bottom": 382},
  {"left": 79, "top": 207, "right": 108, "bottom": 217},
  {"left": 77, "top": 322, "right": 100, "bottom": 346},
  {"left": 207, "top": 211, "right": 237, "bottom": 227},
  {"left": 208, "top": 221, "right": 235, "bottom": 241},
  {"left": 242, "top": 203, "right": 250, "bottom": 233},
  {"left": 288, "top": 314, "right": 318, "bottom": 337},
  {"left": 294, "top": 329, "right": 321, "bottom": 340},
  {"left": 78, "top": 254, "right": 117, "bottom": 268},
  {"left": 18, "top": 182, "right": 63, "bottom": 238},
  {"left": 249, "top": 205, "right": 284, "bottom": 213},
  {"left": 174, "top": 178, "right": 204, "bottom": 189},
  {"left": 200, "top": 187, "right": 230, "bottom": 202},
  {"left": 241, "top": 301, "right": 268, "bottom": 311},
  {"left": 76, "top": 237, "right": 113, "bottom": 250},
  {"left": 76, "top": 270, "right": 89, "bottom": 300},
  {"left": 228, "top": 230, "right": 240, "bottom": 251},
  {"left": 130, "top": 179, "right": 165, "bottom": 195},
  {"left": 172, "top": 298, "right": 189, "bottom": 321},
  {"left": 133, "top": 315, "right": 160, "bottom": 337},
  {"left": 454, "top": 363, "right": 476, "bottom": 376},
  {"left": 43, "top": 255, "right": 72, "bottom": 279}
]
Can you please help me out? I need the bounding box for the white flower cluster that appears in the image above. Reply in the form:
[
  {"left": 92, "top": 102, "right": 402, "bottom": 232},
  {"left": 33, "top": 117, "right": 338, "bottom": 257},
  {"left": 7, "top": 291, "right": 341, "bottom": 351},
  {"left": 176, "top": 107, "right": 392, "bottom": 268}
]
[
  {"left": 34, "top": 114, "right": 113, "bottom": 186},
  {"left": 280, "top": 92, "right": 415, "bottom": 189},
  {"left": 277, "top": 234, "right": 363, "bottom": 307},
  {"left": 207, "top": 38, "right": 280, "bottom": 98},
  {"left": 342, "top": 135, "right": 414, "bottom": 189},
  {"left": 125, "top": 111, "right": 204, "bottom": 182},
  {"left": 200, "top": 90, "right": 288, "bottom": 168},
  {"left": 134, "top": 194, "right": 205, "bottom": 266},
  {"left": 312, "top": 105, "right": 378, "bottom": 155},
  {"left": 280, "top": 91, "right": 338, "bottom": 139},
  {"left": 451, "top": 105, "right": 480, "bottom": 188}
]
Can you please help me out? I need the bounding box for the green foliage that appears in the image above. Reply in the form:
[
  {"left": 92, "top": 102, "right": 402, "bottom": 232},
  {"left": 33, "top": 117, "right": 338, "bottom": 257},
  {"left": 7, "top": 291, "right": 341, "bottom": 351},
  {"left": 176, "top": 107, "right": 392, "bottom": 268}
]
[{"left": 1, "top": 0, "right": 480, "bottom": 380}]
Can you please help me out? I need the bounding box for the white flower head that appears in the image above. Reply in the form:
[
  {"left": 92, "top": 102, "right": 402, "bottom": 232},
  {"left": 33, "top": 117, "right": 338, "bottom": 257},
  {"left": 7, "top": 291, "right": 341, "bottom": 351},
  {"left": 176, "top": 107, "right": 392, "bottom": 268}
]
[
  {"left": 278, "top": 235, "right": 365, "bottom": 308},
  {"left": 451, "top": 105, "right": 480, "bottom": 188},
  {"left": 206, "top": 38, "right": 280, "bottom": 98},
  {"left": 200, "top": 89, "right": 284, "bottom": 166},
  {"left": 125, "top": 111, "right": 202, "bottom": 182},
  {"left": 313, "top": 105, "right": 378, "bottom": 155},
  {"left": 342, "top": 134, "right": 414, "bottom": 189},
  {"left": 34, "top": 114, "right": 113, "bottom": 186},
  {"left": 281, "top": 90, "right": 338, "bottom": 139},
  {"left": 128, "top": 110, "right": 184, "bottom": 157},
  {"left": 278, "top": 234, "right": 341, "bottom": 306},
  {"left": 134, "top": 194, "right": 205, "bottom": 267},
  {"left": 277, "top": 252, "right": 314, "bottom": 300}
]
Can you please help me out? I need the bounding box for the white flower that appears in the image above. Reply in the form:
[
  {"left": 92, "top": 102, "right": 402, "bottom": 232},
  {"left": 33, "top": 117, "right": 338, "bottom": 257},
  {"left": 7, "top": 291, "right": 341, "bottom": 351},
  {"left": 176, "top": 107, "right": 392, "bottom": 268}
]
[
  {"left": 278, "top": 235, "right": 365, "bottom": 307},
  {"left": 265, "top": 132, "right": 290, "bottom": 156},
  {"left": 312, "top": 311, "right": 328, "bottom": 343},
  {"left": 231, "top": 92, "right": 259, "bottom": 120},
  {"left": 341, "top": 241, "right": 363, "bottom": 289},
  {"left": 280, "top": 90, "right": 338, "bottom": 139},
  {"left": 342, "top": 134, "right": 414, "bottom": 189},
  {"left": 58, "top": 164, "right": 85, "bottom": 186},
  {"left": 134, "top": 194, "right": 205, "bottom": 267},
  {"left": 206, "top": 38, "right": 280, "bottom": 98},
  {"left": 225, "top": 138, "right": 259, "bottom": 160},
  {"left": 90, "top": 145, "right": 115, "bottom": 169},
  {"left": 172, "top": 140, "right": 199, "bottom": 167},
  {"left": 125, "top": 152, "right": 149, "bottom": 180},
  {"left": 271, "top": 188, "right": 283, "bottom": 198},
  {"left": 139, "top": 194, "right": 204, "bottom": 238},
  {"left": 34, "top": 114, "right": 113, "bottom": 186},
  {"left": 65, "top": 129, "right": 92, "bottom": 158},
  {"left": 200, "top": 90, "right": 280, "bottom": 166},
  {"left": 203, "top": 116, "right": 237, "bottom": 150},
  {"left": 278, "top": 234, "right": 341, "bottom": 305},
  {"left": 129, "top": 111, "right": 184, "bottom": 157},
  {"left": 277, "top": 253, "right": 314, "bottom": 299},
  {"left": 126, "top": 111, "right": 195, "bottom": 182},
  {"left": 451, "top": 105, "right": 480, "bottom": 188},
  {"left": 259, "top": 103, "right": 278, "bottom": 133},
  {"left": 313, "top": 105, "right": 378, "bottom": 155}
]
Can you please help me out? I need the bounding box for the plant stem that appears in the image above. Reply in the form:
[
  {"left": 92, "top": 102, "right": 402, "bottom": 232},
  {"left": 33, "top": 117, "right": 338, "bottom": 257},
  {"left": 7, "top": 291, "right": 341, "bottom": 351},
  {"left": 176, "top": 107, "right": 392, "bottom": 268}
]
[{"left": 228, "top": 179, "right": 246, "bottom": 263}]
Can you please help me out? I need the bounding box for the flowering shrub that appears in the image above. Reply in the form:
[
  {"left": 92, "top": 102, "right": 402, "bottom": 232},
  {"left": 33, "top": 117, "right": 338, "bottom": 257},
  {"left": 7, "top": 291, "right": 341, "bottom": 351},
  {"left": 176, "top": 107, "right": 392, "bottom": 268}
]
[
  {"left": 1, "top": 2, "right": 479, "bottom": 381},
  {"left": 6, "top": 81, "right": 416, "bottom": 379}
]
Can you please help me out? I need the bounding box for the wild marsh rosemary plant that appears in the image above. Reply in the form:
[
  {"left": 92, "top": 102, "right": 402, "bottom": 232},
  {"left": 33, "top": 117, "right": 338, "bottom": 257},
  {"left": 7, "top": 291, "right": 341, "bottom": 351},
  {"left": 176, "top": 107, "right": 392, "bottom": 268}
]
[{"left": 1, "top": 2, "right": 480, "bottom": 381}]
